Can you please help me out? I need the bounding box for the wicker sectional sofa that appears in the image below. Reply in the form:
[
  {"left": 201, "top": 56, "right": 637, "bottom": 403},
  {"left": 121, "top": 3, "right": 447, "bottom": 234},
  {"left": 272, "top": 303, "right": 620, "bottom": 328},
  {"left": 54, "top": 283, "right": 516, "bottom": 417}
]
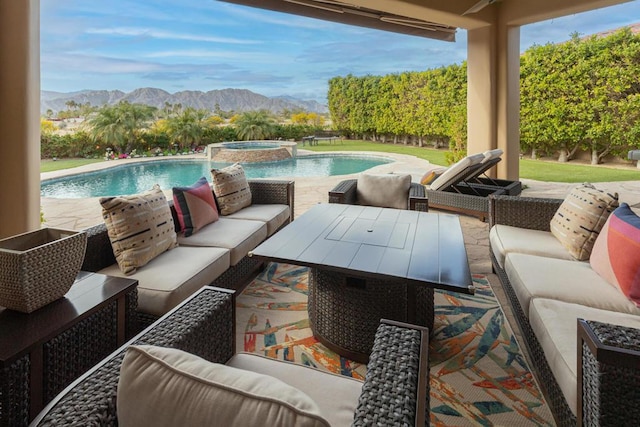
[
  {"left": 32, "top": 286, "right": 430, "bottom": 426},
  {"left": 488, "top": 195, "right": 640, "bottom": 426},
  {"left": 81, "top": 179, "right": 294, "bottom": 328}
]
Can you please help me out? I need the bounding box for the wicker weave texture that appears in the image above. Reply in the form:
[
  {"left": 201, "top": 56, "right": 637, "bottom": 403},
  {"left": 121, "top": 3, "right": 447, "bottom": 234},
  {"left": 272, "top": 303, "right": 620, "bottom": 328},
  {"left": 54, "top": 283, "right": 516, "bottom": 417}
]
[
  {"left": 43, "top": 302, "right": 118, "bottom": 402},
  {"left": 0, "top": 229, "right": 87, "bottom": 313},
  {"left": 489, "top": 195, "right": 562, "bottom": 230},
  {"left": 581, "top": 321, "right": 640, "bottom": 426},
  {"left": 353, "top": 322, "right": 425, "bottom": 426},
  {"left": 309, "top": 269, "right": 410, "bottom": 356},
  {"left": 0, "top": 355, "right": 30, "bottom": 427},
  {"left": 35, "top": 289, "right": 234, "bottom": 426},
  {"left": 212, "top": 254, "right": 263, "bottom": 291},
  {"left": 491, "top": 250, "right": 576, "bottom": 426}
]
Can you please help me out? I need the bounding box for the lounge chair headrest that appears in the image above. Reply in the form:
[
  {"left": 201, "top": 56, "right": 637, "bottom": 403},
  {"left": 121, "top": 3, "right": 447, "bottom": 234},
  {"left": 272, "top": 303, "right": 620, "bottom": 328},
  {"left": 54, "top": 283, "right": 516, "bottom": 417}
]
[{"left": 481, "top": 149, "right": 503, "bottom": 164}]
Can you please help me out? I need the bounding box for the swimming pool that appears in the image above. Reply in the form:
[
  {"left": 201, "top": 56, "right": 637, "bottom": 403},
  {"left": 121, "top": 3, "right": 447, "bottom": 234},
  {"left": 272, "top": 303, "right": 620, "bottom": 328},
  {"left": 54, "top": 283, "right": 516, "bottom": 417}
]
[{"left": 41, "top": 154, "right": 393, "bottom": 198}]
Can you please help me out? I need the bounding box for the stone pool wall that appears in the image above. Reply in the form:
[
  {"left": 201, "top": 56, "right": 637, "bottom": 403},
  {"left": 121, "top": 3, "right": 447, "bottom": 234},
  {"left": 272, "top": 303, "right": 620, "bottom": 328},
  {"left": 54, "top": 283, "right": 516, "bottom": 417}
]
[{"left": 210, "top": 146, "right": 291, "bottom": 163}]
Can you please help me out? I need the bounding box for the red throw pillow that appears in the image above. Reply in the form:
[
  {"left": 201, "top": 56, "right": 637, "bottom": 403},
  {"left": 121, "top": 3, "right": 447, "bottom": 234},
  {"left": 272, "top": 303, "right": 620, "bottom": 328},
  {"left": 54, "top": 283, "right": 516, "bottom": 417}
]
[{"left": 173, "top": 177, "right": 219, "bottom": 237}]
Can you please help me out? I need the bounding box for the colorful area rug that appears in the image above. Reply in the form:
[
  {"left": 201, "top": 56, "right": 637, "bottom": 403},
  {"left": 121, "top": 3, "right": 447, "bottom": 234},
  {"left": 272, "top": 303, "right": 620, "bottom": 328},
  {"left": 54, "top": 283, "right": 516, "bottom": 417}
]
[{"left": 236, "top": 263, "right": 555, "bottom": 426}]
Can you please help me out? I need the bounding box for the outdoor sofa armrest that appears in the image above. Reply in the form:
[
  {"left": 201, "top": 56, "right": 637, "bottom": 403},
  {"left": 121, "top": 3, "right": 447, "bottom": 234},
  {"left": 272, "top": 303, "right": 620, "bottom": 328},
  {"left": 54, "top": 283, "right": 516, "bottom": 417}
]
[
  {"left": 409, "top": 182, "right": 428, "bottom": 212},
  {"left": 577, "top": 319, "right": 640, "bottom": 427},
  {"left": 80, "top": 223, "right": 116, "bottom": 272},
  {"left": 328, "top": 178, "right": 358, "bottom": 205},
  {"left": 488, "top": 195, "right": 563, "bottom": 231},
  {"left": 354, "top": 319, "right": 430, "bottom": 426},
  {"left": 31, "top": 287, "right": 235, "bottom": 427},
  {"left": 247, "top": 179, "right": 295, "bottom": 222}
]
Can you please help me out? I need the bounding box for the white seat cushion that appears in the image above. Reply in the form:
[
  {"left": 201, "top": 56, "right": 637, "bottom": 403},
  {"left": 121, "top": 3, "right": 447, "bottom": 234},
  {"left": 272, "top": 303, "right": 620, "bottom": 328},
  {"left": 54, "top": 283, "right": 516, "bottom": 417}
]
[
  {"left": 529, "top": 298, "right": 640, "bottom": 415},
  {"left": 118, "top": 345, "right": 330, "bottom": 427},
  {"left": 490, "top": 224, "right": 574, "bottom": 268},
  {"left": 227, "top": 353, "right": 363, "bottom": 427},
  {"left": 225, "top": 204, "right": 290, "bottom": 236},
  {"left": 100, "top": 246, "right": 230, "bottom": 317},
  {"left": 177, "top": 217, "right": 267, "bottom": 265},
  {"left": 504, "top": 253, "right": 640, "bottom": 317}
]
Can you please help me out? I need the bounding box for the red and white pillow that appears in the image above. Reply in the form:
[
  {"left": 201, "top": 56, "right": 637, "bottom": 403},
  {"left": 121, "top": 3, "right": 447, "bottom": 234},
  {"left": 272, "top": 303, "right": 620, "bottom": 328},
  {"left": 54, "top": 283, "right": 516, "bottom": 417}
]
[{"left": 173, "top": 177, "right": 219, "bottom": 237}]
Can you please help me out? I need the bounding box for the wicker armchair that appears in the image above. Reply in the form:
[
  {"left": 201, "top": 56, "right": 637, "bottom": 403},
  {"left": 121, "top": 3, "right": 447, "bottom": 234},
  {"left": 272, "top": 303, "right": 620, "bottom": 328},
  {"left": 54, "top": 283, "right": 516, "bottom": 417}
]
[
  {"left": 329, "top": 178, "right": 429, "bottom": 211},
  {"left": 488, "top": 195, "right": 640, "bottom": 426},
  {"left": 32, "top": 286, "right": 430, "bottom": 427}
]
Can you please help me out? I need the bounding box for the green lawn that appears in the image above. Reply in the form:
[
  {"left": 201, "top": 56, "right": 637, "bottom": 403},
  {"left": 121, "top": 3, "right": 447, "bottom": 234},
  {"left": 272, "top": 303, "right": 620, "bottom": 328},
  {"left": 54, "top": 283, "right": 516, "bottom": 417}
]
[
  {"left": 41, "top": 158, "right": 103, "bottom": 173},
  {"left": 41, "top": 140, "right": 640, "bottom": 183},
  {"left": 305, "top": 140, "right": 640, "bottom": 183}
]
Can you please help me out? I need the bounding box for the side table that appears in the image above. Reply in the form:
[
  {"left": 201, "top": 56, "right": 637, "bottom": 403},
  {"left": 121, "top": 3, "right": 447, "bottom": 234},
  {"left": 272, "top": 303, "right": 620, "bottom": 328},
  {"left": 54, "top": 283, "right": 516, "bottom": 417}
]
[
  {"left": 577, "top": 319, "right": 640, "bottom": 427},
  {"left": 0, "top": 272, "right": 138, "bottom": 426}
]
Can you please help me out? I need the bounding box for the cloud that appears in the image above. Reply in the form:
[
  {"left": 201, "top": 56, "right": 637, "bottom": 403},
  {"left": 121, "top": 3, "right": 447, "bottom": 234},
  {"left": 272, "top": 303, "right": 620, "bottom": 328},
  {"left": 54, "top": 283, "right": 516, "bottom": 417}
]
[
  {"left": 85, "top": 27, "right": 260, "bottom": 44},
  {"left": 145, "top": 49, "right": 282, "bottom": 62}
]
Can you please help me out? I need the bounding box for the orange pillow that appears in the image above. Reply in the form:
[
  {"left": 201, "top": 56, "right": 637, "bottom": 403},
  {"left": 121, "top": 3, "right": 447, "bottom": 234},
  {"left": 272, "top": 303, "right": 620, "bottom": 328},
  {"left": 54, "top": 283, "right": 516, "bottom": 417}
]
[{"left": 420, "top": 170, "right": 441, "bottom": 185}]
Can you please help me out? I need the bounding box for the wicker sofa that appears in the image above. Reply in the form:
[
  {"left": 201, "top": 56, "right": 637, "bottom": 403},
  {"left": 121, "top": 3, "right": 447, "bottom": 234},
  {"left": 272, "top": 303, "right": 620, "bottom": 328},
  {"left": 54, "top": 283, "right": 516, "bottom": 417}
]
[
  {"left": 488, "top": 195, "right": 640, "bottom": 426},
  {"left": 82, "top": 179, "right": 294, "bottom": 328},
  {"left": 31, "top": 286, "right": 430, "bottom": 427}
]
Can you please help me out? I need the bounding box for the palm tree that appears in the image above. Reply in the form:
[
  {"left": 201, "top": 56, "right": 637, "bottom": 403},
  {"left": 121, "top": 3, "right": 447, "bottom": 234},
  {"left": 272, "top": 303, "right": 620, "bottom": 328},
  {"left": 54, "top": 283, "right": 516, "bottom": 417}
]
[
  {"left": 234, "top": 110, "right": 276, "bottom": 140},
  {"left": 166, "top": 108, "right": 210, "bottom": 150},
  {"left": 87, "top": 102, "right": 155, "bottom": 153}
]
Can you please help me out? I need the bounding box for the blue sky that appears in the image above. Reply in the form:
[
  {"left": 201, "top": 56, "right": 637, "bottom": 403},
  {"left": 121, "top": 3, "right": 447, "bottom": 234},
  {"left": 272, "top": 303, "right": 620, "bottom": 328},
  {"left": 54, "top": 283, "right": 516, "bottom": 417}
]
[{"left": 41, "top": 1, "right": 640, "bottom": 103}]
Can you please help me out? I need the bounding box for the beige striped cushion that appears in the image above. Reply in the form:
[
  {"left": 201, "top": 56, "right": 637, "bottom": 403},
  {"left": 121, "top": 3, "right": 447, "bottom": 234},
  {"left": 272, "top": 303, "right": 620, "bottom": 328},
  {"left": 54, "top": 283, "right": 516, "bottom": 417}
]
[
  {"left": 100, "top": 185, "right": 178, "bottom": 275},
  {"left": 550, "top": 184, "right": 618, "bottom": 260},
  {"left": 211, "top": 163, "right": 252, "bottom": 215}
]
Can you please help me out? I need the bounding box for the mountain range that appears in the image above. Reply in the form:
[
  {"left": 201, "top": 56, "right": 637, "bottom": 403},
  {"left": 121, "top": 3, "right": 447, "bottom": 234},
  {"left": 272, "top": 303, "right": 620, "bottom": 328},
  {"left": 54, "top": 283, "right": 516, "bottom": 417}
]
[{"left": 40, "top": 87, "right": 328, "bottom": 115}]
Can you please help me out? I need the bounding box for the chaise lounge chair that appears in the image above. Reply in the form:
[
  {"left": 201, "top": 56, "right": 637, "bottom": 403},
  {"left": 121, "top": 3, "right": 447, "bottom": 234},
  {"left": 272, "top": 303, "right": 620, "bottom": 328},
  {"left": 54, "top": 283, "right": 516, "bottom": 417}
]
[{"left": 424, "top": 150, "right": 521, "bottom": 221}]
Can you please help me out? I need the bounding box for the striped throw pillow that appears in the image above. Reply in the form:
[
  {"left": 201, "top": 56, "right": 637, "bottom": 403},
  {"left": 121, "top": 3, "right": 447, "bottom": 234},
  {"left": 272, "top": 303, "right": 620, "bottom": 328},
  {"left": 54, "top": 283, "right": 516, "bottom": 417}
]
[
  {"left": 550, "top": 184, "right": 618, "bottom": 260},
  {"left": 211, "top": 163, "right": 252, "bottom": 215},
  {"left": 100, "top": 184, "right": 178, "bottom": 275}
]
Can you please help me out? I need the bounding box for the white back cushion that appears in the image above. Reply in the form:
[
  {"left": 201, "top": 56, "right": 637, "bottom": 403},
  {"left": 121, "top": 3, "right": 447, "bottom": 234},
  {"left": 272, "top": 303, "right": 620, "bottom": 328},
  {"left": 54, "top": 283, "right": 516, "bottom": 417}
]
[{"left": 117, "top": 345, "right": 330, "bottom": 427}]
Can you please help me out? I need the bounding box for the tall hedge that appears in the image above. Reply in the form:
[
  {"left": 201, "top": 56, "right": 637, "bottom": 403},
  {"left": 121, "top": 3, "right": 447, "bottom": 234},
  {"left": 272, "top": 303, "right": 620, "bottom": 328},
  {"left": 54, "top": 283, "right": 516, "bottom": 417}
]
[{"left": 328, "top": 27, "right": 640, "bottom": 163}]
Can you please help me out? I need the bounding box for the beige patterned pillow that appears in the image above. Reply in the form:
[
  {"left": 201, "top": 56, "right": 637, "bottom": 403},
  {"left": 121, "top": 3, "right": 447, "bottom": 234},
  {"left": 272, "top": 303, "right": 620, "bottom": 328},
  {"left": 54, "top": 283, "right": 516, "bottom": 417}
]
[
  {"left": 550, "top": 184, "right": 619, "bottom": 260},
  {"left": 100, "top": 185, "right": 177, "bottom": 275},
  {"left": 211, "top": 163, "right": 252, "bottom": 215},
  {"left": 117, "top": 345, "right": 331, "bottom": 427}
]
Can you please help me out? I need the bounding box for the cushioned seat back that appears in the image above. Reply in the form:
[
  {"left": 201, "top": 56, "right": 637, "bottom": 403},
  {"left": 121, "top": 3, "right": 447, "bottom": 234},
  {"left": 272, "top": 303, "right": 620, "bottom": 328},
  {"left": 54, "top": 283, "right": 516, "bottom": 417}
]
[{"left": 428, "top": 153, "right": 485, "bottom": 191}]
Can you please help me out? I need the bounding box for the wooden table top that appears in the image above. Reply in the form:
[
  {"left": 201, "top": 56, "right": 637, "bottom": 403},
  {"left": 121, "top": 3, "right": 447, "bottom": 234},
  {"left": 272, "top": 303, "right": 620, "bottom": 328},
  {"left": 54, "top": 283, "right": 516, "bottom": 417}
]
[
  {"left": 251, "top": 203, "right": 473, "bottom": 294},
  {"left": 0, "top": 272, "right": 138, "bottom": 364}
]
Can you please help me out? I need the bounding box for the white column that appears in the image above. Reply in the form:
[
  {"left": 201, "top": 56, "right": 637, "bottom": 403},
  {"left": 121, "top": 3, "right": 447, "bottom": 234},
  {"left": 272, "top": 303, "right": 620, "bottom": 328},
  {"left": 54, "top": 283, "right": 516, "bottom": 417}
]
[{"left": 0, "top": 0, "right": 41, "bottom": 237}]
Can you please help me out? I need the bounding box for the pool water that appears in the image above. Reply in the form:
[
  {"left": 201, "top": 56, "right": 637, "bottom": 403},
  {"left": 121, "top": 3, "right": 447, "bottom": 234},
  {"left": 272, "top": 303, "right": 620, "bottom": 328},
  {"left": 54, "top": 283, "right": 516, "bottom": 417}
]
[{"left": 41, "top": 155, "right": 392, "bottom": 198}]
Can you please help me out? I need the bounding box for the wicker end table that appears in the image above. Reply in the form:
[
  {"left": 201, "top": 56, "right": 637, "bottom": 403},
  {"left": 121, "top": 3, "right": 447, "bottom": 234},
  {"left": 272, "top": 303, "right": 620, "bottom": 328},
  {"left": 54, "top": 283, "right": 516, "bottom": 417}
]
[
  {"left": 577, "top": 319, "right": 640, "bottom": 427},
  {"left": 251, "top": 203, "right": 473, "bottom": 363},
  {"left": 0, "top": 272, "right": 138, "bottom": 426}
]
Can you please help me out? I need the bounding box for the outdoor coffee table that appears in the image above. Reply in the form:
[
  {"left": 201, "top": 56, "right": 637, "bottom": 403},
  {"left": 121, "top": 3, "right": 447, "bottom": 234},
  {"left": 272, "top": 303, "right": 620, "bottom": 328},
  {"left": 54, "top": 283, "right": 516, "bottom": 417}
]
[{"left": 250, "top": 203, "right": 473, "bottom": 362}]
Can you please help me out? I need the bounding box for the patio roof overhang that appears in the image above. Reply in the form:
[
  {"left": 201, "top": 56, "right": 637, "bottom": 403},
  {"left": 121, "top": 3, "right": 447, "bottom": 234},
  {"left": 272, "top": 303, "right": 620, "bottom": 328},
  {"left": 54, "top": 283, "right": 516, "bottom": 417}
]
[{"left": 218, "top": 0, "right": 459, "bottom": 41}]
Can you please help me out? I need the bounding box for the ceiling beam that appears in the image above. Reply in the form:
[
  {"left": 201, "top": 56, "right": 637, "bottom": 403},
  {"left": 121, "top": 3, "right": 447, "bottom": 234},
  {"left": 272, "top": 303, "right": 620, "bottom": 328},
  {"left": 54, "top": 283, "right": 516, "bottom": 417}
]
[
  {"left": 501, "top": 0, "right": 633, "bottom": 26},
  {"left": 217, "top": 0, "right": 460, "bottom": 41}
]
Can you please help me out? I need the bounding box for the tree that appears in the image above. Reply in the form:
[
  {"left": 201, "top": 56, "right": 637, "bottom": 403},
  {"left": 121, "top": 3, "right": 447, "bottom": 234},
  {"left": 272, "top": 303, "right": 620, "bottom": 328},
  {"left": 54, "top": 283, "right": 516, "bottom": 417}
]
[
  {"left": 233, "top": 110, "right": 276, "bottom": 140},
  {"left": 166, "top": 108, "right": 210, "bottom": 150},
  {"left": 86, "top": 102, "right": 155, "bottom": 153}
]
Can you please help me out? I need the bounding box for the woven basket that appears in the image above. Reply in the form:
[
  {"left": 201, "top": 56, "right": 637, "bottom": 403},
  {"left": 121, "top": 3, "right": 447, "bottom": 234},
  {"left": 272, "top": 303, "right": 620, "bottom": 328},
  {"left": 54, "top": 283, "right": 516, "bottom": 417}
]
[{"left": 0, "top": 228, "right": 87, "bottom": 313}]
